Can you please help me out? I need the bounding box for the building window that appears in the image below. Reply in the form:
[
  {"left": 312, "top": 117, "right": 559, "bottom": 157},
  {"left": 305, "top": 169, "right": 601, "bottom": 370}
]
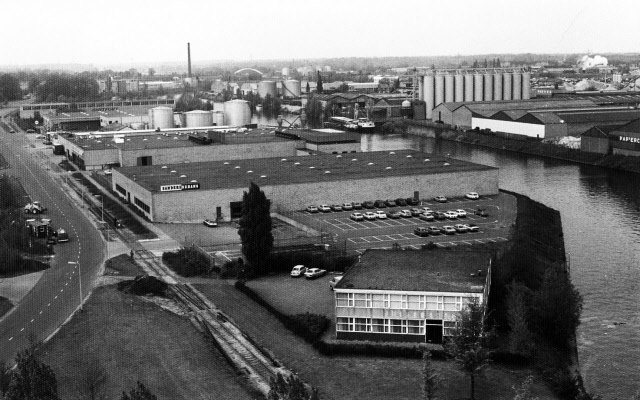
[
  {"left": 115, "top": 184, "right": 126, "bottom": 196},
  {"left": 444, "top": 296, "right": 459, "bottom": 311},
  {"left": 407, "top": 295, "right": 422, "bottom": 309},
  {"left": 389, "top": 319, "right": 405, "bottom": 333},
  {"left": 389, "top": 294, "right": 402, "bottom": 309},
  {"left": 354, "top": 293, "right": 367, "bottom": 308},
  {"left": 354, "top": 318, "right": 369, "bottom": 332},
  {"left": 336, "top": 317, "right": 352, "bottom": 331},
  {"left": 443, "top": 321, "right": 457, "bottom": 336},
  {"left": 426, "top": 296, "right": 444, "bottom": 310},
  {"left": 133, "top": 197, "right": 150, "bottom": 214},
  {"left": 407, "top": 320, "right": 424, "bottom": 335},
  {"left": 336, "top": 293, "right": 354, "bottom": 307},
  {"left": 371, "top": 318, "right": 386, "bottom": 333},
  {"left": 372, "top": 294, "right": 385, "bottom": 308}
]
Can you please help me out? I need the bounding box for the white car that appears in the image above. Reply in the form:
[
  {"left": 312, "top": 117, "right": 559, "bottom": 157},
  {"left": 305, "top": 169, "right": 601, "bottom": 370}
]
[
  {"left": 318, "top": 204, "right": 331, "bottom": 213},
  {"left": 443, "top": 211, "right": 458, "bottom": 219},
  {"left": 465, "top": 224, "right": 480, "bottom": 232},
  {"left": 364, "top": 211, "right": 377, "bottom": 220},
  {"left": 342, "top": 202, "right": 354, "bottom": 211},
  {"left": 399, "top": 210, "right": 412, "bottom": 218},
  {"left": 375, "top": 210, "right": 388, "bottom": 219},
  {"left": 350, "top": 212, "right": 364, "bottom": 221},
  {"left": 103, "top": 169, "right": 113, "bottom": 175},
  {"left": 455, "top": 209, "right": 467, "bottom": 218},
  {"left": 304, "top": 268, "right": 327, "bottom": 279},
  {"left": 434, "top": 196, "right": 448, "bottom": 203},
  {"left": 203, "top": 219, "right": 218, "bottom": 227},
  {"left": 420, "top": 207, "right": 433, "bottom": 214},
  {"left": 454, "top": 224, "right": 468, "bottom": 233},
  {"left": 291, "top": 265, "right": 307, "bottom": 277},
  {"left": 306, "top": 205, "right": 319, "bottom": 213},
  {"left": 465, "top": 192, "right": 480, "bottom": 200}
]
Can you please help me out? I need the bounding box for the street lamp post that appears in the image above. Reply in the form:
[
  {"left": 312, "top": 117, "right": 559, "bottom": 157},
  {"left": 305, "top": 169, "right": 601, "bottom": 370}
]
[{"left": 68, "top": 261, "right": 82, "bottom": 311}]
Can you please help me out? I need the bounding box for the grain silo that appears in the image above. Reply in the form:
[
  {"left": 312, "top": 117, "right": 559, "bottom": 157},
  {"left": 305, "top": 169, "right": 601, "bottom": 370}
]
[
  {"left": 434, "top": 74, "right": 445, "bottom": 107},
  {"left": 512, "top": 73, "right": 522, "bottom": 100},
  {"left": 464, "top": 74, "right": 474, "bottom": 101},
  {"left": 493, "top": 73, "right": 503, "bottom": 101},
  {"left": 258, "top": 81, "right": 277, "bottom": 98},
  {"left": 473, "top": 74, "right": 484, "bottom": 101},
  {"left": 444, "top": 74, "right": 455, "bottom": 103},
  {"left": 417, "top": 76, "right": 424, "bottom": 101},
  {"left": 151, "top": 107, "right": 174, "bottom": 129},
  {"left": 483, "top": 73, "right": 494, "bottom": 101},
  {"left": 423, "top": 75, "right": 435, "bottom": 120},
  {"left": 224, "top": 100, "right": 251, "bottom": 126},
  {"left": 454, "top": 73, "right": 464, "bottom": 102},
  {"left": 522, "top": 72, "right": 531, "bottom": 99},
  {"left": 282, "top": 80, "right": 301, "bottom": 98},
  {"left": 185, "top": 110, "right": 213, "bottom": 128},
  {"left": 503, "top": 73, "right": 513, "bottom": 100}
]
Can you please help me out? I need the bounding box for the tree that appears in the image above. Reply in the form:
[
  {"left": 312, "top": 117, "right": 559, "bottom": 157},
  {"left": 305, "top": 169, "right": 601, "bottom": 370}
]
[
  {"left": 316, "top": 71, "right": 323, "bottom": 94},
  {"left": 267, "top": 373, "right": 318, "bottom": 400},
  {"left": 445, "top": 298, "right": 493, "bottom": 400},
  {"left": 512, "top": 375, "right": 539, "bottom": 400},
  {"left": 506, "top": 280, "right": 535, "bottom": 357},
  {"left": 304, "top": 94, "right": 324, "bottom": 128},
  {"left": 0, "top": 361, "right": 12, "bottom": 398},
  {"left": 121, "top": 381, "right": 157, "bottom": 400},
  {"left": 472, "top": 59, "right": 478, "bottom": 68},
  {"left": 5, "top": 345, "right": 61, "bottom": 400},
  {"left": 73, "top": 357, "right": 108, "bottom": 400},
  {"left": 496, "top": 57, "right": 501, "bottom": 67},
  {"left": 422, "top": 351, "right": 443, "bottom": 400},
  {"left": 305, "top": 82, "right": 310, "bottom": 93},
  {"left": 0, "top": 74, "right": 22, "bottom": 101},
  {"left": 238, "top": 182, "right": 273, "bottom": 275}
]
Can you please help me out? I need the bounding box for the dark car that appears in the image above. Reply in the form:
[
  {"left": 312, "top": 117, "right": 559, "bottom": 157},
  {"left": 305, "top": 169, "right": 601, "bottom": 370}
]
[
  {"left": 474, "top": 208, "right": 489, "bottom": 217},
  {"left": 362, "top": 200, "right": 375, "bottom": 209},
  {"left": 395, "top": 198, "right": 408, "bottom": 206},
  {"left": 414, "top": 227, "right": 430, "bottom": 237},
  {"left": 388, "top": 210, "right": 402, "bottom": 219},
  {"left": 352, "top": 202, "right": 363, "bottom": 210},
  {"left": 385, "top": 199, "right": 397, "bottom": 207},
  {"left": 405, "top": 198, "right": 419, "bottom": 206},
  {"left": 427, "top": 226, "right": 441, "bottom": 235},
  {"left": 374, "top": 200, "right": 387, "bottom": 208},
  {"left": 434, "top": 211, "right": 446, "bottom": 220}
]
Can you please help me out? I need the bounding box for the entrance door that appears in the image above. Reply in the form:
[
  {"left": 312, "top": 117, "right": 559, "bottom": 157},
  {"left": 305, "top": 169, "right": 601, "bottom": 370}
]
[
  {"left": 425, "top": 319, "right": 443, "bottom": 344},
  {"left": 216, "top": 207, "right": 222, "bottom": 220}
]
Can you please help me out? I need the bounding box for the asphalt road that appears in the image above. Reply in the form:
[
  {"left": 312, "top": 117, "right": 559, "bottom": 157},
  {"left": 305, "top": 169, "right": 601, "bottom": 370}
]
[{"left": 0, "top": 107, "right": 105, "bottom": 364}]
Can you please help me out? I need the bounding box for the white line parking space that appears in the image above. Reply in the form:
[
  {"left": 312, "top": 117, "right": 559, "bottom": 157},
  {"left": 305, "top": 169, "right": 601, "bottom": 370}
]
[{"left": 355, "top": 236, "right": 508, "bottom": 252}]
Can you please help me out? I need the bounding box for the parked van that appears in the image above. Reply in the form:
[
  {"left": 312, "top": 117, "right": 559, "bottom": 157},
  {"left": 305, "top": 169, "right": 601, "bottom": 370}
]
[{"left": 290, "top": 265, "right": 306, "bottom": 277}]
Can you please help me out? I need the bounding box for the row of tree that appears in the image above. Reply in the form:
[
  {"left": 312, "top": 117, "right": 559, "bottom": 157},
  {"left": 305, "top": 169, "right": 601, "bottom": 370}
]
[{"left": 0, "top": 74, "right": 21, "bottom": 103}]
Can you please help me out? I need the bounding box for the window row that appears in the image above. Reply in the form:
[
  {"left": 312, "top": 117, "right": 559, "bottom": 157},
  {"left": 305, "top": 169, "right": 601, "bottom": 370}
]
[
  {"left": 134, "top": 196, "right": 150, "bottom": 213},
  {"left": 336, "top": 318, "right": 425, "bottom": 335},
  {"left": 336, "top": 293, "right": 473, "bottom": 311}
]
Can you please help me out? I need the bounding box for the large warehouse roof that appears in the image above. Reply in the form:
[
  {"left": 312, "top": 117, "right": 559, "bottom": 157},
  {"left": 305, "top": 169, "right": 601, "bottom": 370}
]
[
  {"left": 555, "top": 109, "right": 640, "bottom": 123},
  {"left": 336, "top": 249, "right": 492, "bottom": 293},
  {"left": 115, "top": 150, "right": 496, "bottom": 193}
]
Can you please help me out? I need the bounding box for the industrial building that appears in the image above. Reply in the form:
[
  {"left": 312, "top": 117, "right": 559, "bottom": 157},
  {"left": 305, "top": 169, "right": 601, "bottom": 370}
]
[
  {"left": 42, "top": 107, "right": 153, "bottom": 131},
  {"left": 278, "top": 128, "right": 361, "bottom": 153},
  {"left": 19, "top": 99, "right": 175, "bottom": 119},
  {"left": 333, "top": 249, "right": 492, "bottom": 344},
  {"left": 110, "top": 150, "right": 498, "bottom": 222},
  {"left": 580, "top": 119, "right": 640, "bottom": 156}
]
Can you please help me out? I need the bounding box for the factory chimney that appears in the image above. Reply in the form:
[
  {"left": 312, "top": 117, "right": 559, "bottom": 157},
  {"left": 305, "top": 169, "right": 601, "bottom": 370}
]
[{"left": 187, "top": 42, "right": 192, "bottom": 78}]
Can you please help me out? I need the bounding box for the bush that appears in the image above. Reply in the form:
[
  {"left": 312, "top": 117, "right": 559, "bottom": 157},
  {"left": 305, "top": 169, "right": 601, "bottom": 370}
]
[
  {"left": 313, "top": 339, "right": 446, "bottom": 359},
  {"left": 162, "top": 247, "right": 212, "bottom": 277}
]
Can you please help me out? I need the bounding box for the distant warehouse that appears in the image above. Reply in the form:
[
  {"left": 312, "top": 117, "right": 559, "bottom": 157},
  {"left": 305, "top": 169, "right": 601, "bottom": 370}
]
[{"left": 111, "top": 150, "right": 498, "bottom": 223}]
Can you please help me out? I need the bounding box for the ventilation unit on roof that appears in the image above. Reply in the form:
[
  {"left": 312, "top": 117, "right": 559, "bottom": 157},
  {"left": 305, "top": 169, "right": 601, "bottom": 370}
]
[
  {"left": 385, "top": 167, "right": 392, "bottom": 170},
  {"left": 325, "top": 171, "right": 331, "bottom": 174},
  {"left": 424, "top": 159, "right": 430, "bottom": 162},
  {"left": 336, "top": 155, "right": 342, "bottom": 158},
  {"left": 368, "top": 163, "right": 374, "bottom": 165},
  {"left": 294, "top": 162, "right": 300, "bottom": 165},
  {"left": 161, "top": 166, "right": 167, "bottom": 168},
  {"left": 235, "top": 166, "right": 240, "bottom": 169},
  {"left": 389, "top": 152, "right": 395, "bottom": 154},
  {"left": 444, "top": 162, "right": 450, "bottom": 166},
  {"left": 309, "top": 166, "right": 315, "bottom": 169},
  {"left": 406, "top": 155, "right": 412, "bottom": 158},
  {"left": 190, "top": 180, "right": 198, "bottom": 183},
  {"left": 180, "top": 175, "right": 187, "bottom": 178},
  {"left": 170, "top": 170, "right": 177, "bottom": 173},
  {"left": 247, "top": 170, "right": 253, "bottom": 173},
  {"left": 281, "top": 158, "right": 287, "bottom": 161},
  {"left": 352, "top": 159, "right": 357, "bottom": 161},
  {"left": 260, "top": 175, "right": 266, "bottom": 178},
  {"left": 224, "top": 162, "right": 229, "bottom": 165}
]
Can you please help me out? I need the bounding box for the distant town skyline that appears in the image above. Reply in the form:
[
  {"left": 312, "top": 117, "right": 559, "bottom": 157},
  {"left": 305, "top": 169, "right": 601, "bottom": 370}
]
[{"left": 2, "top": 0, "right": 636, "bottom": 68}]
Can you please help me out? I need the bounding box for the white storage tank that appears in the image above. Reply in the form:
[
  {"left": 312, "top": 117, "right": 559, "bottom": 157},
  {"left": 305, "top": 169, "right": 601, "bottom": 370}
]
[
  {"left": 185, "top": 110, "right": 213, "bottom": 128},
  {"left": 483, "top": 74, "right": 494, "bottom": 101},
  {"left": 464, "top": 74, "right": 474, "bottom": 102},
  {"left": 423, "top": 75, "right": 435, "bottom": 120},
  {"left": 282, "top": 67, "right": 290, "bottom": 77},
  {"left": 224, "top": 100, "right": 251, "bottom": 126},
  {"left": 444, "top": 74, "right": 454, "bottom": 103},
  {"left": 214, "top": 111, "right": 224, "bottom": 126},
  {"left": 434, "top": 74, "right": 445, "bottom": 107},
  {"left": 258, "top": 81, "right": 277, "bottom": 98},
  {"left": 454, "top": 74, "right": 465, "bottom": 102},
  {"left": 473, "top": 74, "right": 484, "bottom": 101},
  {"left": 503, "top": 73, "right": 513, "bottom": 100},
  {"left": 493, "top": 73, "right": 503, "bottom": 101},
  {"left": 522, "top": 72, "right": 531, "bottom": 99},
  {"left": 512, "top": 73, "right": 522, "bottom": 100},
  {"left": 151, "top": 107, "right": 174, "bottom": 130},
  {"left": 131, "top": 122, "right": 145, "bottom": 130},
  {"left": 282, "top": 80, "right": 301, "bottom": 98}
]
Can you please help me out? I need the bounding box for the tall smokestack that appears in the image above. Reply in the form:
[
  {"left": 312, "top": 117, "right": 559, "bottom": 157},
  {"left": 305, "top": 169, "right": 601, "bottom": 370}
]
[{"left": 187, "top": 42, "right": 192, "bottom": 78}]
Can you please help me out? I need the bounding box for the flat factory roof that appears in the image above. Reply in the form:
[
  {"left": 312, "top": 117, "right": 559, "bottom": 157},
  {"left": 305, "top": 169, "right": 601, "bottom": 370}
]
[
  {"left": 115, "top": 150, "right": 497, "bottom": 193},
  {"left": 336, "top": 249, "right": 492, "bottom": 293}
]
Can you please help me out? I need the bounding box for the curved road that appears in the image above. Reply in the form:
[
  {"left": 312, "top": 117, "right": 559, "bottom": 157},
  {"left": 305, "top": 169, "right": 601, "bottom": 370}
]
[{"left": 0, "top": 107, "right": 105, "bottom": 364}]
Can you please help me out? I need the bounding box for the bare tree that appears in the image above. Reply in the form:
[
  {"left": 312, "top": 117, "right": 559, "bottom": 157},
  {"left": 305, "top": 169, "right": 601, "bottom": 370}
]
[{"left": 73, "top": 357, "right": 108, "bottom": 400}]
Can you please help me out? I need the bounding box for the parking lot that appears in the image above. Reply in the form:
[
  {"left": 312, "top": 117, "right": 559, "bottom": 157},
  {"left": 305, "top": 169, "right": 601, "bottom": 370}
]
[{"left": 289, "top": 193, "right": 516, "bottom": 253}]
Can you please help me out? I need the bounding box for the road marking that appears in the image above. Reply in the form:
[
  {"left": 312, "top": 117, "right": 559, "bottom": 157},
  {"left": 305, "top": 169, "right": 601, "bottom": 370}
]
[
  {"left": 30, "top": 319, "right": 34, "bottom": 323},
  {"left": 65, "top": 282, "right": 68, "bottom": 286},
  {"left": 20, "top": 328, "right": 24, "bottom": 332},
  {"left": 39, "top": 311, "right": 42, "bottom": 314},
  {"left": 8, "top": 337, "right": 12, "bottom": 341},
  {"left": 60, "top": 289, "right": 63, "bottom": 292},
  {"left": 54, "top": 296, "right": 57, "bottom": 299},
  {"left": 47, "top": 303, "right": 50, "bottom": 306}
]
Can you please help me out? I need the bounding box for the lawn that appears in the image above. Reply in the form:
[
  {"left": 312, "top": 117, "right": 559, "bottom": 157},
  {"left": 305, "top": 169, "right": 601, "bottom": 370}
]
[
  {"left": 104, "top": 254, "right": 147, "bottom": 276},
  {"left": 0, "top": 296, "right": 12, "bottom": 319},
  {"left": 195, "top": 280, "right": 558, "bottom": 400},
  {"left": 38, "top": 285, "right": 256, "bottom": 400}
]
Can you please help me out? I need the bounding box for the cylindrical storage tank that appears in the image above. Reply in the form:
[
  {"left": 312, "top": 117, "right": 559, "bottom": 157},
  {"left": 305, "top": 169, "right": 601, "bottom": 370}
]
[
  {"left": 223, "top": 100, "right": 251, "bottom": 126},
  {"left": 473, "top": 74, "right": 484, "bottom": 101},
  {"left": 512, "top": 73, "right": 522, "bottom": 100},
  {"left": 258, "top": 81, "right": 277, "bottom": 98},
  {"left": 176, "top": 113, "right": 186, "bottom": 128},
  {"left": 424, "top": 75, "right": 435, "bottom": 120},
  {"left": 282, "top": 80, "right": 301, "bottom": 98},
  {"left": 434, "top": 74, "right": 445, "bottom": 107},
  {"left": 418, "top": 76, "right": 424, "bottom": 101},
  {"left": 522, "top": 72, "right": 531, "bottom": 99},
  {"left": 185, "top": 110, "right": 213, "bottom": 128},
  {"left": 131, "top": 122, "right": 145, "bottom": 130},
  {"left": 147, "top": 108, "right": 154, "bottom": 128},
  {"left": 493, "top": 73, "right": 503, "bottom": 101},
  {"left": 454, "top": 74, "right": 465, "bottom": 102},
  {"left": 151, "top": 107, "right": 174, "bottom": 130},
  {"left": 483, "top": 74, "right": 494, "bottom": 101},
  {"left": 214, "top": 111, "right": 224, "bottom": 126},
  {"left": 282, "top": 67, "right": 289, "bottom": 77},
  {"left": 444, "top": 74, "right": 454, "bottom": 103},
  {"left": 503, "top": 73, "right": 513, "bottom": 100},
  {"left": 464, "top": 74, "right": 474, "bottom": 101}
]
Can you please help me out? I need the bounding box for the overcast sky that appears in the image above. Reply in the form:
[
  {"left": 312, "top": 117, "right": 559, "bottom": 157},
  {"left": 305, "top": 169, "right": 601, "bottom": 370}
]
[{"left": 2, "top": 0, "right": 635, "bottom": 68}]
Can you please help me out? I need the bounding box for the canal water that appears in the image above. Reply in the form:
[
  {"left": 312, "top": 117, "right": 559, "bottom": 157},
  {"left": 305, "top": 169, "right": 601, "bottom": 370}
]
[{"left": 361, "top": 132, "right": 640, "bottom": 399}]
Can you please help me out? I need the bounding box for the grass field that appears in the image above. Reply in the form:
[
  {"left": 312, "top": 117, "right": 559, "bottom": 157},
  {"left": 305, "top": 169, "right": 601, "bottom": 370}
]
[
  {"left": 104, "top": 254, "right": 146, "bottom": 276},
  {"left": 38, "top": 285, "right": 256, "bottom": 400},
  {"left": 0, "top": 296, "right": 12, "bottom": 319}
]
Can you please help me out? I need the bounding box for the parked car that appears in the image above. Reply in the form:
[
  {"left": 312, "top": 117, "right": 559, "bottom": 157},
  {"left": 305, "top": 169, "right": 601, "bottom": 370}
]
[
  {"left": 420, "top": 207, "right": 433, "bottom": 214},
  {"left": 306, "top": 205, "right": 319, "bottom": 213},
  {"left": 26, "top": 129, "right": 36, "bottom": 133},
  {"left": 362, "top": 200, "right": 375, "bottom": 209},
  {"left": 455, "top": 209, "right": 467, "bottom": 218},
  {"left": 414, "top": 227, "right": 430, "bottom": 237},
  {"left": 440, "top": 225, "right": 456, "bottom": 235},
  {"left": 330, "top": 204, "right": 343, "bottom": 212},
  {"left": 374, "top": 200, "right": 387, "bottom": 208},
  {"left": 434, "top": 211, "right": 446, "bottom": 220},
  {"left": 318, "top": 204, "right": 331, "bottom": 213},
  {"left": 454, "top": 224, "right": 469, "bottom": 233},
  {"left": 42, "top": 140, "right": 53, "bottom": 145},
  {"left": 350, "top": 212, "right": 364, "bottom": 221},
  {"left": 364, "top": 211, "right": 377, "bottom": 220},
  {"left": 474, "top": 208, "right": 489, "bottom": 217},
  {"left": 388, "top": 210, "right": 402, "bottom": 219},
  {"left": 444, "top": 211, "right": 458, "bottom": 219},
  {"left": 291, "top": 265, "right": 307, "bottom": 277},
  {"left": 465, "top": 224, "right": 480, "bottom": 232},
  {"left": 304, "top": 268, "right": 327, "bottom": 279},
  {"left": 465, "top": 192, "right": 480, "bottom": 200},
  {"left": 419, "top": 213, "right": 435, "bottom": 221},
  {"left": 352, "top": 202, "right": 363, "bottom": 210},
  {"left": 405, "top": 198, "right": 419, "bottom": 206},
  {"left": 9, "top": 129, "right": 15, "bottom": 133},
  {"left": 395, "top": 198, "right": 408, "bottom": 206},
  {"left": 399, "top": 209, "right": 412, "bottom": 218},
  {"left": 329, "top": 274, "right": 344, "bottom": 290},
  {"left": 410, "top": 208, "right": 423, "bottom": 217},
  {"left": 427, "top": 226, "right": 441, "bottom": 235},
  {"left": 103, "top": 169, "right": 113, "bottom": 175},
  {"left": 385, "top": 199, "right": 397, "bottom": 207},
  {"left": 342, "top": 202, "right": 354, "bottom": 211},
  {"left": 434, "top": 196, "right": 448, "bottom": 203},
  {"left": 376, "top": 210, "right": 388, "bottom": 219},
  {"left": 203, "top": 219, "right": 218, "bottom": 227}
]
